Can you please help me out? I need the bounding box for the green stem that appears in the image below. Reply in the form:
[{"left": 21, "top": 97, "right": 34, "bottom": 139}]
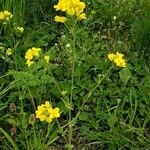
[
  {"left": 27, "top": 88, "right": 36, "bottom": 110},
  {"left": 45, "top": 122, "right": 55, "bottom": 140},
  {"left": 48, "top": 70, "right": 70, "bottom": 106},
  {"left": 68, "top": 20, "right": 77, "bottom": 149}
]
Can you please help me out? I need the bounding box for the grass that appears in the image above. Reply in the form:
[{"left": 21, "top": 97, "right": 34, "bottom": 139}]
[{"left": 0, "top": 0, "right": 150, "bottom": 149}]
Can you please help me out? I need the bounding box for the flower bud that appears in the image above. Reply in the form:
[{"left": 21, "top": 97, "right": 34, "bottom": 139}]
[
  {"left": 9, "top": 103, "right": 16, "bottom": 112},
  {"left": 29, "top": 113, "right": 36, "bottom": 125},
  {"left": 10, "top": 127, "right": 16, "bottom": 136}
]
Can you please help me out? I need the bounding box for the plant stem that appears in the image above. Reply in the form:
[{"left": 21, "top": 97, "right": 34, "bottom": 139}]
[{"left": 68, "top": 20, "right": 77, "bottom": 149}]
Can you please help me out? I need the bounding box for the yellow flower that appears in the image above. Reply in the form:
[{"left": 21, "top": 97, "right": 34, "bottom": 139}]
[
  {"left": 0, "top": 12, "right": 4, "bottom": 20},
  {"left": 25, "top": 49, "right": 34, "bottom": 60},
  {"left": 25, "top": 47, "right": 41, "bottom": 67},
  {"left": 44, "top": 55, "right": 50, "bottom": 63},
  {"left": 16, "top": 26, "right": 24, "bottom": 32},
  {"left": 50, "top": 108, "right": 60, "bottom": 119},
  {"left": 67, "top": 8, "right": 75, "bottom": 16},
  {"left": 0, "top": 11, "right": 13, "bottom": 21},
  {"left": 114, "top": 57, "right": 126, "bottom": 67},
  {"left": 25, "top": 47, "right": 41, "bottom": 60},
  {"left": 108, "top": 53, "right": 115, "bottom": 61},
  {"left": 54, "top": 0, "right": 86, "bottom": 21},
  {"left": 78, "top": 13, "right": 86, "bottom": 20},
  {"left": 6, "top": 48, "right": 12, "bottom": 55},
  {"left": 54, "top": 0, "right": 70, "bottom": 11},
  {"left": 116, "top": 52, "right": 125, "bottom": 58},
  {"left": 108, "top": 51, "right": 126, "bottom": 67},
  {"left": 45, "top": 101, "right": 52, "bottom": 109},
  {"left": 54, "top": 16, "right": 67, "bottom": 23},
  {"left": 35, "top": 101, "right": 60, "bottom": 123},
  {"left": 36, "top": 102, "right": 52, "bottom": 122},
  {"left": 45, "top": 116, "right": 53, "bottom": 123},
  {"left": 32, "top": 47, "right": 41, "bottom": 57},
  {"left": 74, "top": 2, "right": 85, "bottom": 15},
  {"left": 26, "top": 60, "right": 34, "bottom": 67}
]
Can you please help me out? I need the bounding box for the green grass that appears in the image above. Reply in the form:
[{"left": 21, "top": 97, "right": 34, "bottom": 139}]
[{"left": 0, "top": 0, "right": 150, "bottom": 149}]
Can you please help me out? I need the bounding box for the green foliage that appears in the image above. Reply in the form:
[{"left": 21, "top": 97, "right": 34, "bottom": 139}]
[
  {"left": 132, "top": 16, "right": 150, "bottom": 61},
  {"left": 0, "top": 0, "right": 150, "bottom": 149},
  {"left": 0, "top": 127, "right": 18, "bottom": 150},
  {"left": 119, "top": 67, "right": 131, "bottom": 83}
]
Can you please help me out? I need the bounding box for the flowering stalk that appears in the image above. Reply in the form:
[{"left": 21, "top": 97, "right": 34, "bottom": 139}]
[
  {"left": 68, "top": 20, "right": 77, "bottom": 150},
  {"left": 53, "top": 1, "right": 87, "bottom": 149}
]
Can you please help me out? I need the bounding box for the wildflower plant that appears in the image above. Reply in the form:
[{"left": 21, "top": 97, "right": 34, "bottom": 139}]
[
  {"left": 48, "top": 0, "right": 128, "bottom": 149},
  {"left": 108, "top": 51, "right": 127, "bottom": 67},
  {"left": 35, "top": 101, "right": 60, "bottom": 123},
  {"left": 2, "top": 0, "right": 148, "bottom": 150},
  {"left": 16, "top": 26, "right": 24, "bottom": 33},
  {"left": 0, "top": 10, "right": 13, "bottom": 21},
  {"left": 25, "top": 47, "right": 41, "bottom": 67},
  {"left": 54, "top": 0, "right": 86, "bottom": 23}
]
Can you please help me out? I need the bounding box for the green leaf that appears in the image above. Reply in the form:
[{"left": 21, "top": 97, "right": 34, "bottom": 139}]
[
  {"left": 79, "top": 112, "right": 89, "bottom": 121},
  {"left": 119, "top": 68, "right": 131, "bottom": 83},
  {"left": 21, "top": 112, "right": 28, "bottom": 129},
  {"left": 107, "top": 112, "right": 118, "bottom": 129}
]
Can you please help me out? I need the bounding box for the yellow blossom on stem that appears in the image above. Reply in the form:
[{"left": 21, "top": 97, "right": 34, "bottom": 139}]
[
  {"left": 50, "top": 108, "right": 60, "bottom": 119},
  {"left": 44, "top": 55, "right": 50, "bottom": 63},
  {"left": 78, "top": 13, "right": 86, "bottom": 20},
  {"left": 25, "top": 49, "right": 34, "bottom": 60},
  {"left": 55, "top": 16, "right": 67, "bottom": 23},
  {"left": 16, "top": 26, "right": 24, "bottom": 33},
  {"left": 108, "top": 53, "right": 116, "bottom": 61},
  {"left": 54, "top": 0, "right": 70, "bottom": 11},
  {"left": 25, "top": 47, "right": 41, "bottom": 67},
  {"left": 0, "top": 12, "right": 4, "bottom": 20},
  {"left": 26, "top": 60, "right": 34, "bottom": 67},
  {"left": 35, "top": 101, "right": 60, "bottom": 123},
  {"left": 108, "top": 51, "right": 126, "bottom": 68},
  {"left": 32, "top": 47, "right": 41, "bottom": 57},
  {"left": 0, "top": 11, "right": 13, "bottom": 21},
  {"left": 54, "top": 0, "right": 86, "bottom": 22},
  {"left": 114, "top": 57, "right": 126, "bottom": 67}
]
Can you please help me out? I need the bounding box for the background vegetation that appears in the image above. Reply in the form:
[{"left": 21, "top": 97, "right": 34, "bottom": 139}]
[{"left": 0, "top": 0, "right": 150, "bottom": 149}]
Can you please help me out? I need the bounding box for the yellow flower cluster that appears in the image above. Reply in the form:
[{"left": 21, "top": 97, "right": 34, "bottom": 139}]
[
  {"left": 55, "top": 16, "right": 67, "bottom": 23},
  {"left": 25, "top": 47, "right": 41, "bottom": 67},
  {"left": 16, "top": 26, "right": 24, "bottom": 33},
  {"left": 108, "top": 52, "right": 126, "bottom": 67},
  {"left": 0, "top": 11, "right": 13, "bottom": 21},
  {"left": 54, "top": 0, "right": 86, "bottom": 23},
  {"left": 35, "top": 101, "right": 60, "bottom": 123},
  {"left": 44, "top": 55, "right": 50, "bottom": 63}
]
